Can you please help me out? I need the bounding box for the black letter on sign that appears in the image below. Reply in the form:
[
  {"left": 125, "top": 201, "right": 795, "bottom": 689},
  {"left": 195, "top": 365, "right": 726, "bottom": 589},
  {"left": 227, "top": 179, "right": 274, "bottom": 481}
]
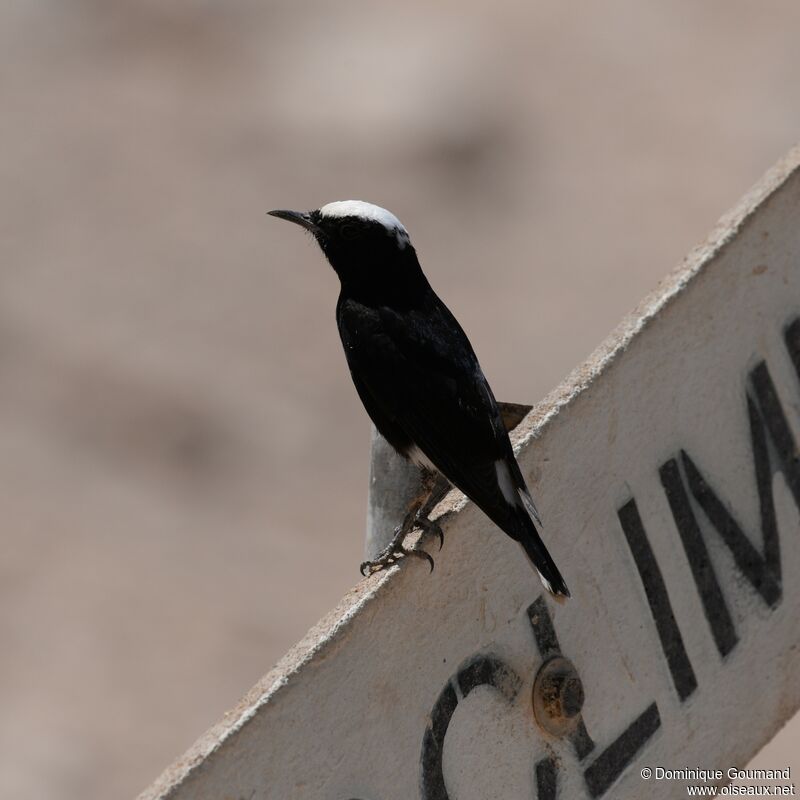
[
  {"left": 617, "top": 500, "right": 698, "bottom": 701},
  {"left": 583, "top": 703, "right": 661, "bottom": 798},
  {"left": 528, "top": 597, "right": 596, "bottom": 760},
  {"left": 420, "top": 655, "right": 522, "bottom": 800},
  {"left": 528, "top": 598, "right": 661, "bottom": 797},
  {"left": 658, "top": 358, "right": 796, "bottom": 659},
  {"left": 535, "top": 757, "right": 558, "bottom": 800},
  {"left": 659, "top": 457, "right": 739, "bottom": 658}
]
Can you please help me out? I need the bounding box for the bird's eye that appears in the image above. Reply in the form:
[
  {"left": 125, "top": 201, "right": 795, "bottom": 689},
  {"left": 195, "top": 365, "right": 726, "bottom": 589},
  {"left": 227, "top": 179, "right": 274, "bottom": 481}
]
[{"left": 340, "top": 223, "right": 360, "bottom": 240}]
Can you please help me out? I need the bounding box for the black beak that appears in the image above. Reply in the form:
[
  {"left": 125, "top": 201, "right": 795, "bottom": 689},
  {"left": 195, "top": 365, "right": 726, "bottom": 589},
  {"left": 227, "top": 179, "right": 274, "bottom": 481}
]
[{"left": 268, "top": 209, "right": 318, "bottom": 233}]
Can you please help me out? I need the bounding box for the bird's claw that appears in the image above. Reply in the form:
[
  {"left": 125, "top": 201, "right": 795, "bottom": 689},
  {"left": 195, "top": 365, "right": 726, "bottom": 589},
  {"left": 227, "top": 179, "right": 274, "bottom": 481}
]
[
  {"left": 415, "top": 514, "right": 444, "bottom": 551},
  {"left": 359, "top": 514, "right": 440, "bottom": 576},
  {"left": 359, "top": 542, "right": 434, "bottom": 576}
]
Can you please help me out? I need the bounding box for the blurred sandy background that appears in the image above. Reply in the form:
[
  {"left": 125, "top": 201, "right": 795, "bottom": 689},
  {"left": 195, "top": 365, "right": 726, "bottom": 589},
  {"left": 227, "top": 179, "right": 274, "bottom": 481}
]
[{"left": 1, "top": 1, "right": 799, "bottom": 798}]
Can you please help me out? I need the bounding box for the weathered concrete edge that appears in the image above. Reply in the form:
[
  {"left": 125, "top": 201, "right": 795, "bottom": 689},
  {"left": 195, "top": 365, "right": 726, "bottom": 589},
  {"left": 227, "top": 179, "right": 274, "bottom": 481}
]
[
  {"left": 137, "top": 142, "right": 800, "bottom": 800},
  {"left": 514, "top": 143, "right": 800, "bottom": 451}
]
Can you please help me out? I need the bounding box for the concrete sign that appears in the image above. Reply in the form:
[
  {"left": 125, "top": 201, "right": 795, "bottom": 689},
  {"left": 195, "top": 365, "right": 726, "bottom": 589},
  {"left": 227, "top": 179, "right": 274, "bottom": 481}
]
[{"left": 140, "top": 144, "right": 800, "bottom": 800}]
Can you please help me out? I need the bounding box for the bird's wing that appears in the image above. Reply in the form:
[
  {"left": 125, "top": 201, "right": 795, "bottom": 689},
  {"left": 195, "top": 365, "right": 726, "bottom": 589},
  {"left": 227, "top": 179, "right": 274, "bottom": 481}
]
[
  {"left": 339, "top": 295, "right": 516, "bottom": 525},
  {"left": 338, "top": 293, "right": 569, "bottom": 598}
]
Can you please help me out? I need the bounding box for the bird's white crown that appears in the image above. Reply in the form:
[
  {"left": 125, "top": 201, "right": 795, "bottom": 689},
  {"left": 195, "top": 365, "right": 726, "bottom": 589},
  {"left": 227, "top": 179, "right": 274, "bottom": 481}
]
[{"left": 319, "top": 200, "right": 410, "bottom": 248}]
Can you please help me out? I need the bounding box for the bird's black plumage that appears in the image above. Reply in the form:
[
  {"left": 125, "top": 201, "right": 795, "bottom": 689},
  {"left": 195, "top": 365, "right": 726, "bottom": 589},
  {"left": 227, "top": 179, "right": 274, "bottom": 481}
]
[{"left": 269, "top": 201, "right": 569, "bottom": 598}]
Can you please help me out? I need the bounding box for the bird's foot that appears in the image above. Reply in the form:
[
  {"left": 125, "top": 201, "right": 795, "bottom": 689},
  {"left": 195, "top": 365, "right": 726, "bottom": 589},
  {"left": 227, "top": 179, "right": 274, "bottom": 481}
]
[
  {"left": 414, "top": 512, "right": 444, "bottom": 551},
  {"left": 359, "top": 541, "right": 434, "bottom": 577},
  {"left": 360, "top": 512, "right": 442, "bottom": 577}
]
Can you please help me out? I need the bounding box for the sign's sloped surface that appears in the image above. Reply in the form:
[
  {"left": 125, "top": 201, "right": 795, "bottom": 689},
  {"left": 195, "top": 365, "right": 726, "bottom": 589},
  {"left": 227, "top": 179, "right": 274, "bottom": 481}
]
[{"left": 140, "top": 145, "right": 800, "bottom": 800}]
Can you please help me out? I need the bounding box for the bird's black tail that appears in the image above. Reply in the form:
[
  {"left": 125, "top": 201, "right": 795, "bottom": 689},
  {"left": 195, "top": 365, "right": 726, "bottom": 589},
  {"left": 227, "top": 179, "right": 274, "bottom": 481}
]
[{"left": 510, "top": 505, "right": 570, "bottom": 601}]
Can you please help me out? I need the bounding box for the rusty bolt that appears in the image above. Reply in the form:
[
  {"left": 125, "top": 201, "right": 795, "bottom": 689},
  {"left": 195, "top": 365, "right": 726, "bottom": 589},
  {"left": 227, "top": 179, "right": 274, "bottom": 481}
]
[{"left": 532, "top": 656, "right": 585, "bottom": 737}]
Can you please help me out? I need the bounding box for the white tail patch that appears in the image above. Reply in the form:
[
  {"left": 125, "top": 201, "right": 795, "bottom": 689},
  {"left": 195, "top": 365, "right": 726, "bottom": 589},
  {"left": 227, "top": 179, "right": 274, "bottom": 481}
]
[
  {"left": 516, "top": 543, "right": 562, "bottom": 599},
  {"left": 495, "top": 460, "right": 517, "bottom": 505},
  {"left": 495, "top": 460, "right": 543, "bottom": 526}
]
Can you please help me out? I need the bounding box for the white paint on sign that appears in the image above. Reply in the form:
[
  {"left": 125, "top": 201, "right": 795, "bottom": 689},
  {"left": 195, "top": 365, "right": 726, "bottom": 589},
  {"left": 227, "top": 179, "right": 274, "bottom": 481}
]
[{"left": 139, "top": 144, "right": 800, "bottom": 800}]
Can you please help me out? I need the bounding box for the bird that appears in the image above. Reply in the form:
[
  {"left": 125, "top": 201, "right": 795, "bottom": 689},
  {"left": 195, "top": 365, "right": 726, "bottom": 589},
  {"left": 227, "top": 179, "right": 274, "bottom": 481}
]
[{"left": 268, "top": 200, "right": 569, "bottom": 599}]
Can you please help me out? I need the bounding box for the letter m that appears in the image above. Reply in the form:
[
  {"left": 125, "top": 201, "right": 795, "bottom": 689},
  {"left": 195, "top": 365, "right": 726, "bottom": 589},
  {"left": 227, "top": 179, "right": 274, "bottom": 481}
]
[{"left": 658, "top": 349, "right": 800, "bottom": 658}]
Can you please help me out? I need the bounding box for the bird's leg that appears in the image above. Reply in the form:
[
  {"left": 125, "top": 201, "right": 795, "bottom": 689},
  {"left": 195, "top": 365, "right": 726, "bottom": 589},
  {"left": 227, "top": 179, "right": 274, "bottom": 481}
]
[
  {"left": 413, "top": 469, "right": 450, "bottom": 551},
  {"left": 359, "top": 468, "right": 451, "bottom": 577}
]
